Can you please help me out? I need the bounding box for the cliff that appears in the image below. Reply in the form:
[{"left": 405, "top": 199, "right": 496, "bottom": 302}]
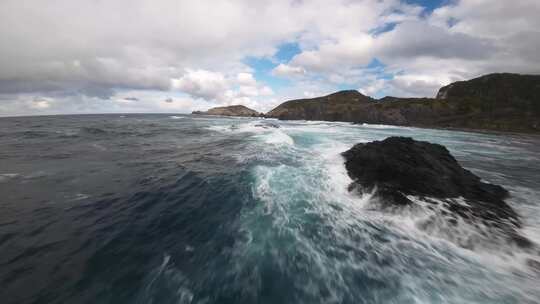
[
  {"left": 192, "top": 105, "right": 261, "bottom": 117},
  {"left": 266, "top": 73, "right": 540, "bottom": 133},
  {"left": 266, "top": 90, "right": 374, "bottom": 121}
]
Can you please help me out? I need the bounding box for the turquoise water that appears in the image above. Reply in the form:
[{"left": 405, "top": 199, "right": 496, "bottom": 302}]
[{"left": 1, "top": 114, "right": 539, "bottom": 303}]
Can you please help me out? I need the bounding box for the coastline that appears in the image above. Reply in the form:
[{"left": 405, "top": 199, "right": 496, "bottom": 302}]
[{"left": 198, "top": 113, "right": 540, "bottom": 137}]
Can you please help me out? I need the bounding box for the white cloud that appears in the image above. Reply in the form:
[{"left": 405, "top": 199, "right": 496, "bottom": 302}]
[
  {"left": 376, "top": 21, "right": 495, "bottom": 61},
  {"left": 1, "top": 0, "right": 540, "bottom": 114},
  {"left": 171, "top": 69, "right": 229, "bottom": 101},
  {"left": 170, "top": 68, "right": 274, "bottom": 111},
  {"left": 292, "top": 1, "right": 540, "bottom": 97},
  {"left": 290, "top": 35, "right": 375, "bottom": 73},
  {"left": 387, "top": 74, "right": 449, "bottom": 97},
  {"left": 31, "top": 98, "right": 52, "bottom": 109},
  {"left": 272, "top": 64, "right": 306, "bottom": 77},
  {"left": 359, "top": 79, "right": 386, "bottom": 97},
  {"left": 236, "top": 73, "right": 257, "bottom": 86}
]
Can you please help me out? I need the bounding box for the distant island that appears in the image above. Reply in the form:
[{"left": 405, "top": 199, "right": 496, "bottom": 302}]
[
  {"left": 192, "top": 105, "right": 261, "bottom": 117},
  {"left": 266, "top": 73, "right": 540, "bottom": 134}
]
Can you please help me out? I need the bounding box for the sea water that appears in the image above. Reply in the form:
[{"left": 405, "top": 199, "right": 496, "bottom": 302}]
[{"left": 0, "top": 114, "right": 539, "bottom": 304}]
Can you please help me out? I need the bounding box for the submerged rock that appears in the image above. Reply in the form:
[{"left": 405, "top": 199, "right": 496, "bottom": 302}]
[{"left": 342, "top": 136, "right": 531, "bottom": 248}]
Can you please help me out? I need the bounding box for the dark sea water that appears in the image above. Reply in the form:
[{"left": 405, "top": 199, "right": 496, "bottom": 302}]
[{"left": 1, "top": 114, "right": 539, "bottom": 304}]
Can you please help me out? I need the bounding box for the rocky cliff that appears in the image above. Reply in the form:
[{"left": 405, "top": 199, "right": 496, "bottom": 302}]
[
  {"left": 192, "top": 105, "right": 261, "bottom": 117},
  {"left": 266, "top": 73, "right": 540, "bottom": 133},
  {"left": 266, "top": 90, "right": 375, "bottom": 121}
]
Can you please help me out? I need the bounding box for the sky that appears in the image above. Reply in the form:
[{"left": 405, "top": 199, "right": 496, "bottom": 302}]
[{"left": 0, "top": 0, "right": 539, "bottom": 116}]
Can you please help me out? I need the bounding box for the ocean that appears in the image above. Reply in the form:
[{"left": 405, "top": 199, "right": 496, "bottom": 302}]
[{"left": 1, "top": 114, "right": 539, "bottom": 304}]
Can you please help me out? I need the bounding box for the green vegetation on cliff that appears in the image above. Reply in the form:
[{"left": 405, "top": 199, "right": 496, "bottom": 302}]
[
  {"left": 266, "top": 73, "right": 540, "bottom": 133},
  {"left": 192, "top": 105, "right": 261, "bottom": 117}
]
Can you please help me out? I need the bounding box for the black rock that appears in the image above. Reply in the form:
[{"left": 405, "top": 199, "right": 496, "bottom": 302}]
[{"left": 342, "top": 136, "right": 531, "bottom": 248}]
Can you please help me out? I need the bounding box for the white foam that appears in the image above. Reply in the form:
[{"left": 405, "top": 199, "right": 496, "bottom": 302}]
[
  {"left": 206, "top": 121, "right": 263, "bottom": 134},
  {"left": 257, "top": 130, "right": 294, "bottom": 146},
  {"left": 203, "top": 114, "right": 540, "bottom": 302},
  {"left": 70, "top": 193, "right": 90, "bottom": 201},
  {"left": 207, "top": 121, "right": 294, "bottom": 146},
  {"left": 360, "top": 123, "right": 412, "bottom": 130},
  {"left": 139, "top": 254, "right": 194, "bottom": 304},
  {"left": 169, "top": 115, "right": 184, "bottom": 119},
  {"left": 0, "top": 173, "right": 19, "bottom": 183}
]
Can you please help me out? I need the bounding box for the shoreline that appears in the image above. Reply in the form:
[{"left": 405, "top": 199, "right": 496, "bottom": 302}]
[
  {"left": 2, "top": 112, "right": 538, "bottom": 137},
  {"left": 266, "top": 116, "right": 540, "bottom": 137}
]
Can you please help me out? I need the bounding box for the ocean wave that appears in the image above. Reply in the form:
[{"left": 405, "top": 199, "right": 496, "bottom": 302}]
[
  {"left": 2, "top": 114, "right": 540, "bottom": 303},
  {"left": 80, "top": 126, "right": 108, "bottom": 135},
  {"left": 137, "top": 254, "right": 194, "bottom": 304},
  {"left": 241, "top": 133, "right": 540, "bottom": 302},
  {"left": 360, "top": 123, "right": 411, "bottom": 130},
  {"left": 0, "top": 173, "right": 19, "bottom": 183},
  {"left": 21, "top": 130, "right": 50, "bottom": 138},
  {"left": 207, "top": 121, "right": 294, "bottom": 146},
  {"left": 255, "top": 130, "right": 294, "bottom": 146}
]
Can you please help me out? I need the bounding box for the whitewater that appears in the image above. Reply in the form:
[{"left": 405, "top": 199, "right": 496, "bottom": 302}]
[{"left": 0, "top": 114, "right": 539, "bottom": 304}]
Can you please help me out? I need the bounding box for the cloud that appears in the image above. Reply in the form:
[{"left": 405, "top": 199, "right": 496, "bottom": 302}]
[
  {"left": 0, "top": 0, "right": 302, "bottom": 103},
  {"left": 359, "top": 79, "right": 385, "bottom": 97},
  {"left": 272, "top": 64, "right": 306, "bottom": 77},
  {"left": 376, "top": 21, "right": 495, "bottom": 61},
  {"left": 236, "top": 73, "right": 257, "bottom": 85},
  {"left": 290, "top": 35, "right": 375, "bottom": 73},
  {"left": 171, "top": 69, "right": 229, "bottom": 101},
  {"left": 387, "top": 74, "right": 447, "bottom": 97},
  {"left": 1, "top": 0, "right": 540, "bottom": 114},
  {"left": 31, "top": 98, "right": 52, "bottom": 109},
  {"left": 171, "top": 69, "right": 273, "bottom": 104},
  {"left": 281, "top": 1, "right": 540, "bottom": 98}
]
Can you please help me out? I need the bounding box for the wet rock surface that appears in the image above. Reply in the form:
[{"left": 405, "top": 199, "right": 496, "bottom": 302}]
[{"left": 342, "top": 136, "right": 532, "bottom": 248}]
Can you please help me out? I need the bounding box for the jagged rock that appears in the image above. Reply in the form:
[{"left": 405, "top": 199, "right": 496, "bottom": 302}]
[{"left": 342, "top": 137, "right": 532, "bottom": 248}]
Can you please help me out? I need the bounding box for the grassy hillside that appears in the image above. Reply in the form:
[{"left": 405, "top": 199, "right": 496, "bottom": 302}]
[{"left": 266, "top": 73, "right": 540, "bottom": 133}]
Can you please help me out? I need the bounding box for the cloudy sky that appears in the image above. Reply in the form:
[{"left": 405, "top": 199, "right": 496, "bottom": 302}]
[{"left": 1, "top": 0, "right": 539, "bottom": 116}]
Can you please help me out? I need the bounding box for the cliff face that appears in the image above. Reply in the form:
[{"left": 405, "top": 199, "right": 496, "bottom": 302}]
[
  {"left": 266, "top": 73, "right": 540, "bottom": 133},
  {"left": 192, "top": 105, "right": 260, "bottom": 117},
  {"left": 436, "top": 73, "right": 540, "bottom": 102},
  {"left": 266, "top": 90, "right": 375, "bottom": 121}
]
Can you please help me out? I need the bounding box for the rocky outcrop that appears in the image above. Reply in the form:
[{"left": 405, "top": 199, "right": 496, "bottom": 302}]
[
  {"left": 265, "top": 73, "right": 540, "bottom": 133},
  {"left": 342, "top": 137, "right": 531, "bottom": 248},
  {"left": 192, "top": 105, "right": 261, "bottom": 117}
]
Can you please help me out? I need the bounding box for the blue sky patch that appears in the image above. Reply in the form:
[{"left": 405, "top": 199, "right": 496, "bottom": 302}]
[
  {"left": 244, "top": 56, "right": 290, "bottom": 89},
  {"left": 275, "top": 42, "right": 302, "bottom": 62},
  {"left": 370, "top": 22, "right": 398, "bottom": 36},
  {"left": 404, "top": 0, "right": 453, "bottom": 14}
]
